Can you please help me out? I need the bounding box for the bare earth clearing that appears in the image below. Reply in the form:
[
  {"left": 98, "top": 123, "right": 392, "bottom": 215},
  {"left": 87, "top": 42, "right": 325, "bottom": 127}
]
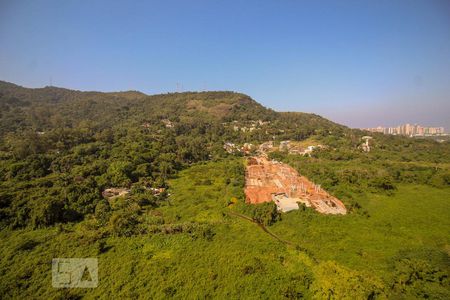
[{"left": 245, "top": 156, "right": 347, "bottom": 214}]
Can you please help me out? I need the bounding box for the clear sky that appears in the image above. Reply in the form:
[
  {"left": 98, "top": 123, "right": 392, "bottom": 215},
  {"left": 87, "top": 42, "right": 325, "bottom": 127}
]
[{"left": 1, "top": 0, "right": 449, "bottom": 129}]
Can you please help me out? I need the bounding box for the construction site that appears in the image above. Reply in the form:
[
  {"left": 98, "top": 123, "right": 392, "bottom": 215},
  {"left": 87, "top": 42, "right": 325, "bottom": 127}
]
[{"left": 244, "top": 156, "right": 347, "bottom": 214}]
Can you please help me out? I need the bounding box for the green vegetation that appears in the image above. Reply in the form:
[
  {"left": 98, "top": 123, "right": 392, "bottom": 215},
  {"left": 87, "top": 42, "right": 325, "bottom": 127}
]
[
  {"left": 1, "top": 160, "right": 448, "bottom": 298},
  {"left": 269, "top": 142, "right": 450, "bottom": 213},
  {"left": 0, "top": 81, "right": 345, "bottom": 229},
  {"left": 0, "top": 81, "right": 449, "bottom": 298}
]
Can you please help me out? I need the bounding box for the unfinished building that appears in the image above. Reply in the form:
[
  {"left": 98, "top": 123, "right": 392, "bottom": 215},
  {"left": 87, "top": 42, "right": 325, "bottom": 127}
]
[
  {"left": 102, "top": 188, "right": 130, "bottom": 199},
  {"left": 244, "top": 156, "right": 347, "bottom": 214}
]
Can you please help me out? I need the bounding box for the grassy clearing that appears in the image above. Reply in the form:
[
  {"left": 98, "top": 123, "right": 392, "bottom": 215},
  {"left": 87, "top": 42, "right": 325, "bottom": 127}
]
[
  {"left": 271, "top": 185, "right": 450, "bottom": 273},
  {"left": 0, "top": 159, "right": 449, "bottom": 299}
]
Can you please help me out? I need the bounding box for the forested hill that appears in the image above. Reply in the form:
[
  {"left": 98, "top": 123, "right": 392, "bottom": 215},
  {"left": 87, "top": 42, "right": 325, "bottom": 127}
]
[
  {"left": 0, "top": 80, "right": 448, "bottom": 230},
  {"left": 0, "top": 80, "right": 345, "bottom": 228},
  {"left": 0, "top": 80, "right": 342, "bottom": 131}
]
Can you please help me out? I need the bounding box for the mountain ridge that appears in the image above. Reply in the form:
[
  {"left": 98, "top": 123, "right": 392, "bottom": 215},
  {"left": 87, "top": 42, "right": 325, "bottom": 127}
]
[
  {"left": 0, "top": 80, "right": 346, "bottom": 138},
  {"left": 0, "top": 80, "right": 339, "bottom": 125}
]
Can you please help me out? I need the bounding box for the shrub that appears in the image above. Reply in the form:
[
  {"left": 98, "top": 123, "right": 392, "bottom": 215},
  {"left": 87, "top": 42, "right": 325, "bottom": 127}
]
[
  {"left": 248, "top": 202, "right": 281, "bottom": 226},
  {"left": 108, "top": 207, "right": 140, "bottom": 237},
  {"left": 30, "top": 197, "right": 65, "bottom": 228},
  {"left": 369, "top": 176, "right": 396, "bottom": 194}
]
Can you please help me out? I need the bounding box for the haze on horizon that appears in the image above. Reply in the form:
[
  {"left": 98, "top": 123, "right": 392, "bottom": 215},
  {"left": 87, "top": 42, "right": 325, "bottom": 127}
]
[{"left": 1, "top": 0, "right": 449, "bottom": 130}]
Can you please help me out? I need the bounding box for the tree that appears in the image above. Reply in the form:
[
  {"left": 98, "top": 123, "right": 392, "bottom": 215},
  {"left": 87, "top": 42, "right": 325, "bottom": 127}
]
[{"left": 107, "top": 161, "right": 133, "bottom": 186}]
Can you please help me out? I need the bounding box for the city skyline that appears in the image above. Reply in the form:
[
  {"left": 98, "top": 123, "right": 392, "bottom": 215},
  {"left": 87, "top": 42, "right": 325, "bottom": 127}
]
[{"left": 364, "top": 123, "right": 446, "bottom": 136}]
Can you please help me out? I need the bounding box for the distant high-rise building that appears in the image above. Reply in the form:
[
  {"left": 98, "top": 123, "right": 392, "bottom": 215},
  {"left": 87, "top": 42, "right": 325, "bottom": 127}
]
[{"left": 363, "top": 124, "right": 446, "bottom": 137}]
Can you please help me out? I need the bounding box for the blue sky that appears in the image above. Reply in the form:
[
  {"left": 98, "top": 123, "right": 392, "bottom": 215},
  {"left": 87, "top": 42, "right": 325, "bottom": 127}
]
[{"left": 1, "top": 0, "right": 449, "bottom": 129}]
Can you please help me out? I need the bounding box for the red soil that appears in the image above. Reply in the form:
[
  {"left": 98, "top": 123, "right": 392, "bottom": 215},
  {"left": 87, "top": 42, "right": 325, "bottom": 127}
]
[{"left": 244, "top": 156, "right": 347, "bottom": 214}]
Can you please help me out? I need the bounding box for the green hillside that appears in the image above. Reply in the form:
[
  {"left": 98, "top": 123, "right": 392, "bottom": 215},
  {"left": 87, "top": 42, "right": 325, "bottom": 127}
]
[
  {"left": 0, "top": 81, "right": 349, "bottom": 229},
  {"left": 1, "top": 160, "right": 449, "bottom": 299},
  {"left": 0, "top": 81, "right": 449, "bottom": 299}
]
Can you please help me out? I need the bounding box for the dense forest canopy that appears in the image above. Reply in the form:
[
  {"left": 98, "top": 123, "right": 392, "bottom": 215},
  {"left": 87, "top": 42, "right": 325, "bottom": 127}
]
[
  {"left": 0, "top": 80, "right": 449, "bottom": 228},
  {"left": 0, "top": 81, "right": 449, "bottom": 299}
]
